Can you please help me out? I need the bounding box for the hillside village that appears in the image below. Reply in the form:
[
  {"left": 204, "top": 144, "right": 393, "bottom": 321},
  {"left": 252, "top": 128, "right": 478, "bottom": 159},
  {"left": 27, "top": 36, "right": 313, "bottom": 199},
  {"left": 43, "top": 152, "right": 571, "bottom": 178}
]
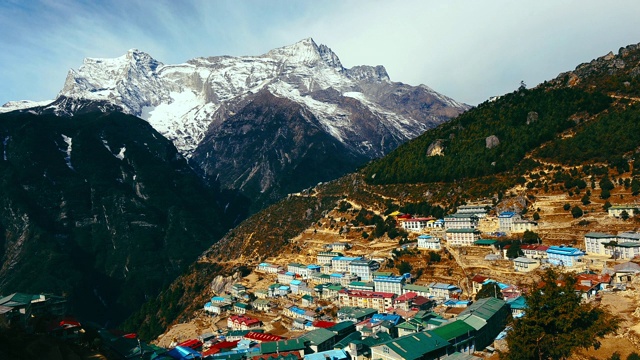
[
  {"left": 125, "top": 194, "right": 640, "bottom": 360},
  {"left": 4, "top": 171, "right": 640, "bottom": 360}
]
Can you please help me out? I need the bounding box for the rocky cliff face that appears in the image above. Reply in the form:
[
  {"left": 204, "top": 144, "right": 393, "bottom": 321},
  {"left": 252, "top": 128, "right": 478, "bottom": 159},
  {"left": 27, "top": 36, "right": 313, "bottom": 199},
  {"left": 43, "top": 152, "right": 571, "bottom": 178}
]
[{"left": 0, "top": 111, "right": 246, "bottom": 324}]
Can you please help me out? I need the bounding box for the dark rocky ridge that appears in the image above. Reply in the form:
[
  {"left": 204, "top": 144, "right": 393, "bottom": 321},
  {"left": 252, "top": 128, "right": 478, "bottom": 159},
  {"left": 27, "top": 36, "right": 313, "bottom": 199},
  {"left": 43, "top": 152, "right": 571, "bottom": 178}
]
[{"left": 0, "top": 111, "right": 247, "bottom": 325}]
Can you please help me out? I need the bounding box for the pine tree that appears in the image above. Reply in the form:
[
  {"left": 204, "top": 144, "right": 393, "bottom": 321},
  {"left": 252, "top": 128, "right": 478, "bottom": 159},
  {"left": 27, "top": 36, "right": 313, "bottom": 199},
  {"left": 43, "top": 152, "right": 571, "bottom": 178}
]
[{"left": 504, "top": 269, "right": 620, "bottom": 360}]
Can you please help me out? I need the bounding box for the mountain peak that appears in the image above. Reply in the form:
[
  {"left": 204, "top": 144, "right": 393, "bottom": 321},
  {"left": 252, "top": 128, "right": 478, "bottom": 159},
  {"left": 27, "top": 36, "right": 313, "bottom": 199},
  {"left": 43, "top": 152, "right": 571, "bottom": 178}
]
[{"left": 266, "top": 38, "right": 343, "bottom": 69}]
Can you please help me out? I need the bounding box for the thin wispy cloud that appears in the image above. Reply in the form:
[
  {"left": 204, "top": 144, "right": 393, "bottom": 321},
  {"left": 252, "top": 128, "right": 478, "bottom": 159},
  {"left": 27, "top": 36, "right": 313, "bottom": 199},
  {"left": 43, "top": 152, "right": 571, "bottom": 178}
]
[{"left": 1, "top": 0, "right": 639, "bottom": 105}]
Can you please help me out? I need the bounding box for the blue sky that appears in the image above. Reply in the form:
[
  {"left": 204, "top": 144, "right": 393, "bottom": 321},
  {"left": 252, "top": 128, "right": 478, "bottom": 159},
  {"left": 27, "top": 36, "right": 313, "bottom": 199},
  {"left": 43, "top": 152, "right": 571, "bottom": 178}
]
[{"left": 1, "top": 0, "right": 640, "bottom": 106}]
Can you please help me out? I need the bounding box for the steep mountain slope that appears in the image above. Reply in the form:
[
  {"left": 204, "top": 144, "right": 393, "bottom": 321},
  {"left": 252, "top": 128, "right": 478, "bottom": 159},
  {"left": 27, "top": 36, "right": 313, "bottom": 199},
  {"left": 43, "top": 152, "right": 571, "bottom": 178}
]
[
  {"left": 126, "top": 41, "right": 640, "bottom": 340},
  {"left": 0, "top": 111, "right": 247, "bottom": 325},
  {"left": 1, "top": 38, "right": 468, "bottom": 211}
]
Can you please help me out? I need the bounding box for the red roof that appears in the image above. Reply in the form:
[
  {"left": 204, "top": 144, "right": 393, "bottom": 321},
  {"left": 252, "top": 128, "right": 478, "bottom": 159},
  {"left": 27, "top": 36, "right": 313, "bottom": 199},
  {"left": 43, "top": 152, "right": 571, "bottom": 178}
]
[
  {"left": 244, "top": 332, "right": 284, "bottom": 342},
  {"left": 471, "top": 275, "right": 489, "bottom": 283},
  {"left": 229, "top": 315, "right": 261, "bottom": 326},
  {"left": 177, "top": 339, "right": 203, "bottom": 350},
  {"left": 396, "top": 292, "right": 418, "bottom": 302},
  {"left": 253, "top": 350, "right": 303, "bottom": 360},
  {"left": 411, "top": 296, "right": 432, "bottom": 306},
  {"left": 312, "top": 320, "right": 337, "bottom": 329},
  {"left": 212, "top": 340, "right": 239, "bottom": 350}
]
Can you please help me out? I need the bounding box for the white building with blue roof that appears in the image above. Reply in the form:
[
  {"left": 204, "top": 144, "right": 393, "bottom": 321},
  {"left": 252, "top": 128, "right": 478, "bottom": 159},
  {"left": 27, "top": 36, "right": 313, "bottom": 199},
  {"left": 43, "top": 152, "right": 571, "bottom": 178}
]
[
  {"left": 498, "top": 211, "right": 521, "bottom": 233},
  {"left": 417, "top": 235, "right": 441, "bottom": 250},
  {"left": 331, "top": 256, "right": 363, "bottom": 272},
  {"left": 547, "top": 246, "right": 584, "bottom": 267}
]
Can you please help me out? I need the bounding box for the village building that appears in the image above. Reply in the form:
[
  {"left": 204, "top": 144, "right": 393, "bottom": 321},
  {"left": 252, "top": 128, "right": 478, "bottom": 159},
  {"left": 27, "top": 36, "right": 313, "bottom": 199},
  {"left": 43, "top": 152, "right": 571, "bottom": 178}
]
[
  {"left": 511, "top": 219, "right": 538, "bottom": 233},
  {"left": 328, "top": 242, "right": 351, "bottom": 252},
  {"left": 446, "top": 228, "right": 481, "bottom": 246},
  {"left": 278, "top": 271, "right": 296, "bottom": 284},
  {"left": 444, "top": 213, "right": 479, "bottom": 230},
  {"left": 234, "top": 302, "right": 250, "bottom": 314},
  {"left": 457, "top": 204, "right": 489, "bottom": 218},
  {"left": 399, "top": 217, "right": 436, "bottom": 232},
  {"left": 513, "top": 257, "right": 539, "bottom": 272},
  {"left": 227, "top": 315, "right": 261, "bottom": 330},
  {"left": 456, "top": 297, "right": 510, "bottom": 351},
  {"left": 283, "top": 305, "right": 316, "bottom": 322},
  {"left": 608, "top": 204, "right": 640, "bottom": 218},
  {"left": 371, "top": 330, "right": 449, "bottom": 360},
  {"left": 428, "top": 283, "right": 461, "bottom": 300},
  {"left": 417, "top": 235, "right": 442, "bottom": 250},
  {"left": 301, "top": 294, "right": 315, "bottom": 307},
  {"left": 520, "top": 244, "right": 549, "bottom": 259},
  {"left": 546, "top": 246, "right": 585, "bottom": 267},
  {"left": 259, "top": 338, "right": 308, "bottom": 358},
  {"left": 348, "top": 259, "right": 381, "bottom": 281},
  {"left": 337, "top": 307, "right": 378, "bottom": 322},
  {"left": 317, "top": 251, "right": 343, "bottom": 265},
  {"left": 347, "top": 281, "right": 375, "bottom": 292},
  {"left": 330, "top": 273, "right": 359, "bottom": 287},
  {"left": 231, "top": 284, "right": 247, "bottom": 297},
  {"left": 612, "top": 242, "right": 640, "bottom": 260},
  {"left": 402, "top": 284, "right": 431, "bottom": 298},
  {"left": 252, "top": 299, "right": 271, "bottom": 312},
  {"left": 498, "top": 211, "right": 520, "bottom": 233},
  {"left": 584, "top": 232, "right": 618, "bottom": 256},
  {"left": 204, "top": 297, "right": 232, "bottom": 315},
  {"left": 301, "top": 328, "right": 336, "bottom": 353},
  {"left": 609, "top": 262, "right": 640, "bottom": 286},
  {"left": 331, "top": 256, "right": 363, "bottom": 273},
  {"left": 256, "top": 263, "right": 284, "bottom": 274},
  {"left": 337, "top": 290, "right": 396, "bottom": 313},
  {"left": 373, "top": 274, "right": 406, "bottom": 295}
]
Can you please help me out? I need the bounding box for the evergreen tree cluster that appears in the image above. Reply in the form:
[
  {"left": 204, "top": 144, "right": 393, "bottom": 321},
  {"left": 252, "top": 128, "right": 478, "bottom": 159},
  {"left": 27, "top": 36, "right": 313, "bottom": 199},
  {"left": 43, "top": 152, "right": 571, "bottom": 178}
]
[{"left": 364, "top": 88, "right": 610, "bottom": 184}]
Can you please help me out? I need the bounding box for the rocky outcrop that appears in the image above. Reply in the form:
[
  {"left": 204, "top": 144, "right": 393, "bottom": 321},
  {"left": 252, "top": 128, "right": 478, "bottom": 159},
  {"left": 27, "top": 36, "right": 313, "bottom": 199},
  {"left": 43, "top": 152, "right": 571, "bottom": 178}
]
[
  {"left": 486, "top": 135, "right": 500, "bottom": 149},
  {"left": 427, "top": 139, "right": 446, "bottom": 156}
]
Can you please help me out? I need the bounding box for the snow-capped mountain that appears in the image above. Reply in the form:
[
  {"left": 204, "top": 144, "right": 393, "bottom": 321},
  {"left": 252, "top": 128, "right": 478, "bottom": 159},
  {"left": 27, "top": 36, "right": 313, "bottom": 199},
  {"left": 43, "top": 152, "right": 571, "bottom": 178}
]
[
  {"left": 2, "top": 38, "right": 469, "bottom": 211},
  {"left": 5, "top": 38, "right": 468, "bottom": 156}
]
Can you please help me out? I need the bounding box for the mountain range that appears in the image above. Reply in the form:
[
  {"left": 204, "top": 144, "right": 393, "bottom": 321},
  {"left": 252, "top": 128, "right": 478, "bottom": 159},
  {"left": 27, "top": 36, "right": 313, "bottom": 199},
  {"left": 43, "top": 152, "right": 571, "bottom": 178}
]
[{"left": 1, "top": 38, "right": 469, "bottom": 211}]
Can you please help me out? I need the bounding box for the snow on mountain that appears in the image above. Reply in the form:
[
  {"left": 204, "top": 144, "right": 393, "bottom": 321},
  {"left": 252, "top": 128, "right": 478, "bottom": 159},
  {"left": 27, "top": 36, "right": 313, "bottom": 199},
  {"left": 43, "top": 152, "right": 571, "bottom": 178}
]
[{"left": 5, "top": 38, "right": 469, "bottom": 158}]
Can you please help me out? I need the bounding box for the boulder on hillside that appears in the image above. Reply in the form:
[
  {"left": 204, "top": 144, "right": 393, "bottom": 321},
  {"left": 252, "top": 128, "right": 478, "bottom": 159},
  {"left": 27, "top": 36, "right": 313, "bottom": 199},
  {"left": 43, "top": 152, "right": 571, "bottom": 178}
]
[
  {"left": 526, "top": 111, "right": 538, "bottom": 125},
  {"left": 427, "top": 139, "right": 445, "bottom": 156},
  {"left": 486, "top": 135, "right": 500, "bottom": 149}
]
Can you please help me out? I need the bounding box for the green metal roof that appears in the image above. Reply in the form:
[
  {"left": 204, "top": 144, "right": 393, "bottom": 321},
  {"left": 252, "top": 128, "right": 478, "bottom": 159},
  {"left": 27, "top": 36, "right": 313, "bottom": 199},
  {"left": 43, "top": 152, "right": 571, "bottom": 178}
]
[
  {"left": 329, "top": 321, "right": 356, "bottom": 333},
  {"left": 253, "top": 299, "right": 270, "bottom": 306},
  {"left": 431, "top": 320, "right": 475, "bottom": 341},
  {"left": 361, "top": 332, "right": 392, "bottom": 347},
  {"left": 0, "top": 293, "right": 35, "bottom": 307},
  {"left": 403, "top": 284, "right": 430, "bottom": 293},
  {"left": 333, "top": 331, "right": 362, "bottom": 349},
  {"left": 474, "top": 239, "right": 497, "bottom": 245},
  {"left": 328, "top": 285, "right": 344, "bottom": 291},
  {"left": 260, "top": 338, "right": 308, "bottom": 354},
  {"left": 234, "top": 302, "right": 249, "bottom": 309},
  {"left": 616, "top": 242, "right": 640, "bottom": 248},
  {"left": 458, "top": 314, "right": 486, "bottom": 330},
  {"left": 585, "top": 232, "right": 616, "bottom": 238},
  {"left": 301, "top": 294, "right": 314, "bottom": 301},
  {"left": 459, "top": 297, "right": 506, "bottom": 321},
  {"left": 446, "top": 228, "right": 480, "bottom": 233},
  {"left": 377, "top": 331, "right": 449, "bottom": 360},
  {"left": 301, "top": 328, "right": 336, "bottom": 345}
]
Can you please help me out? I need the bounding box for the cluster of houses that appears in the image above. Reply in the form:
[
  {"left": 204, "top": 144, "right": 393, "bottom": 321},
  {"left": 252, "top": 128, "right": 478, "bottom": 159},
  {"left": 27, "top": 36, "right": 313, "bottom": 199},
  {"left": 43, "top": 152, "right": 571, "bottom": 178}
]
[{"left": 192, "top": 296, "right": 512, "bottom": 360}]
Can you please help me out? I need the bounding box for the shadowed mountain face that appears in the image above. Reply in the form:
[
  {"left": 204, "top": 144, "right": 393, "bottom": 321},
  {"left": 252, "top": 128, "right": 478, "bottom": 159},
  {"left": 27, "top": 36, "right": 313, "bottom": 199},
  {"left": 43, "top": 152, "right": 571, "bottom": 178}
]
[
  {"left": 0, "top": 111, "right": 247, "bottom": 325},
  {"left": 192, "top": 90, "right": 370, "bottom": 211}
]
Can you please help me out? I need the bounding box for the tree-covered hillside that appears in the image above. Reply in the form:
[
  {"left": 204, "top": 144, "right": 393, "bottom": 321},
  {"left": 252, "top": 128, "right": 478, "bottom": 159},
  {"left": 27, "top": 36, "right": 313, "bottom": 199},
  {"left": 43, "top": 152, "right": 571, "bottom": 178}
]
[{"left": 363, "top": 87, "right": 611, "bottom": 184}]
